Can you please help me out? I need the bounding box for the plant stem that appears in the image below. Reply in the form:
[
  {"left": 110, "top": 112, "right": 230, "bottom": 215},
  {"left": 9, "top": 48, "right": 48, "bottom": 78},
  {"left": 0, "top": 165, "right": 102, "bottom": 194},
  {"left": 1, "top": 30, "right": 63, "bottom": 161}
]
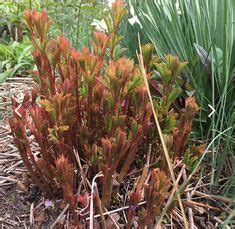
[{"left": 137, "top": 34, "right": 188, "bottom": 229}]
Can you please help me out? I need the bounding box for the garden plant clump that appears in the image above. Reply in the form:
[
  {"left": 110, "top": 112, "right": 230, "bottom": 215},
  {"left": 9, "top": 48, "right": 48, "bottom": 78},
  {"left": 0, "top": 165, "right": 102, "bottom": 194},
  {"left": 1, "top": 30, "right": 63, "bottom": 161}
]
[
  {"left": 127, "top": 0, "right": 234, "bottom": 195},
  {"left": 8, "top": 0, "right": 206, "bottom": 227}
]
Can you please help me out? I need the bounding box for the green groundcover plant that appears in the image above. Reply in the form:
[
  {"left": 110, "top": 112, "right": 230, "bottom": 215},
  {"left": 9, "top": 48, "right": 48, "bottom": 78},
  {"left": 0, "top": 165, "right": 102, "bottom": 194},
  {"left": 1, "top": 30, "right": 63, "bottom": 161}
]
[{"left": 0, "top": 38, "right": 34, "bottom": 83}]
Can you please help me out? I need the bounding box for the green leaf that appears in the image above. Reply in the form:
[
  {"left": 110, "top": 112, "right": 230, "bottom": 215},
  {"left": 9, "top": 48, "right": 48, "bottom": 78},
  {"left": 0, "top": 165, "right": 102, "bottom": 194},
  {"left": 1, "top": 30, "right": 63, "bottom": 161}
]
[
  {"left": 113, "top": 45, "right": 127, "bottom": 60},
  {"left": 168, "top": 87, "right": 182, "bottom": 103},
  {"left": 48, "top": 128, "right": 59, "bottom": 144},
  {"left": 78, "top": 85, "right": 88, "bottom": 98},
  {"left": 58, "top": 125, "right": 69, "bottom": 133},
  {"left": 40, "top": 100, "right": 56, "bottom": 121}
]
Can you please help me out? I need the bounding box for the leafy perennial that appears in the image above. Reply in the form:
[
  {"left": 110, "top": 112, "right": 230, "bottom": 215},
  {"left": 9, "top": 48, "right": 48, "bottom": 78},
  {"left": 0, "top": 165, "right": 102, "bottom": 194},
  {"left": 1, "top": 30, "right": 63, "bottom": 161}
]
[
  {"left": 9, "top": 1, "right": 152, "bottom": 223},
  {"left": 9, "top": 0, "right": 203, "bottom": 226}
]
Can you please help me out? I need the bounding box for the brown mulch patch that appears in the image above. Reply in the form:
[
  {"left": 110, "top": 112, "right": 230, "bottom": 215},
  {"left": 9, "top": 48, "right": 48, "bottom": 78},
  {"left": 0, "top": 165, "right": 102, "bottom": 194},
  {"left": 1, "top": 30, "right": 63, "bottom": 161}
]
[
  {"left": 0, "top": 78, "right": 34, "bottom": 228},
  {"left": 0, "top": 184, "right": 31, "bottom": 228}
]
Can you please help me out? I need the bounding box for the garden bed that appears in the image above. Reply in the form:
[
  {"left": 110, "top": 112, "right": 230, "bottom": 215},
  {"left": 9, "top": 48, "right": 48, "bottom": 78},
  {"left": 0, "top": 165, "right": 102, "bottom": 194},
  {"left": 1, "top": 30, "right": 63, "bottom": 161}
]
[
  {"left": 0, "top": 0, "right": 234, "bottom": 228},
  {"left": 0, "top": 80, "right": 232, "bottom": 227}
]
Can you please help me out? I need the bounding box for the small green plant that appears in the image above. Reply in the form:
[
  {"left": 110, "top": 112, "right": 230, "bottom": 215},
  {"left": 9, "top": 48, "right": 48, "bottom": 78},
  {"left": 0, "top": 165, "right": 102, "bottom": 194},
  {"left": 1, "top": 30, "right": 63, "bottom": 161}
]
[
  {"left": 0, "top": 38, "right": 33, "bottom": 83},
  {"left": 183, "top": 143, "right": 206, "bottom": 172},
  {"left": 140, "top": 45, "right": 201, "bottom": 166},
  {"left": 127, "top": 168, "right": 170, "bottom": 228},
  {"left": 140, "top": 169, "right": 170, "bottom": 227}
]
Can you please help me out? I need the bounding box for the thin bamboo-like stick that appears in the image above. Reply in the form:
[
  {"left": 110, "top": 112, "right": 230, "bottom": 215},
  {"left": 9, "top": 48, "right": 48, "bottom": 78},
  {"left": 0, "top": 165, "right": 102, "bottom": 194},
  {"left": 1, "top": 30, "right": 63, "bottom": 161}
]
[
  {"left": 89, "top": 172, "right": 104, "bottom": 229},
  {"left": 183, "top": 169, "right": 195, "bottom": 229},
  {"left": 74, "top": 149, "right": 88, "bottom": 191},
  {"left": 137, "top": 34, "right": 188, "bottom": 229},
  {"left": 86, "top": 201, "right": 146, "bottom": 221},
  {"left": 94, "top": 184, "right": 106, "bottom": 229}
]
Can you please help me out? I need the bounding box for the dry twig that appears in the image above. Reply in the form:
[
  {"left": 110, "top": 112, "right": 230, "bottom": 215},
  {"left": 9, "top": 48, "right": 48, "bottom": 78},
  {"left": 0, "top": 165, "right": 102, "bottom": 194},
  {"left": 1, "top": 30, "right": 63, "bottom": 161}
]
[{"left": 137, "top": 34, "right": 188, "bottom": 229}]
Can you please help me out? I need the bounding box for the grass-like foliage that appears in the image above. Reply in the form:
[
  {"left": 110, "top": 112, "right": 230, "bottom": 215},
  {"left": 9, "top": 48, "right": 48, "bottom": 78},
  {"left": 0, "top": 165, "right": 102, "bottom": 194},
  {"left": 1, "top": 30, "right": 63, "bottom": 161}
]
[{"left": 9, "top": 1, "right": 203, "bottom": 226}]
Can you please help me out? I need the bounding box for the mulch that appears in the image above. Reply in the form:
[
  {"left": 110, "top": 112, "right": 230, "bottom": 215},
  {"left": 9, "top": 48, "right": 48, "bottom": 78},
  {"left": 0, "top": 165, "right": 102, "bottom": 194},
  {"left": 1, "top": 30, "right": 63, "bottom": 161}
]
[{"left": 0, "top": 78, "right": 43, "bottom": 228}]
